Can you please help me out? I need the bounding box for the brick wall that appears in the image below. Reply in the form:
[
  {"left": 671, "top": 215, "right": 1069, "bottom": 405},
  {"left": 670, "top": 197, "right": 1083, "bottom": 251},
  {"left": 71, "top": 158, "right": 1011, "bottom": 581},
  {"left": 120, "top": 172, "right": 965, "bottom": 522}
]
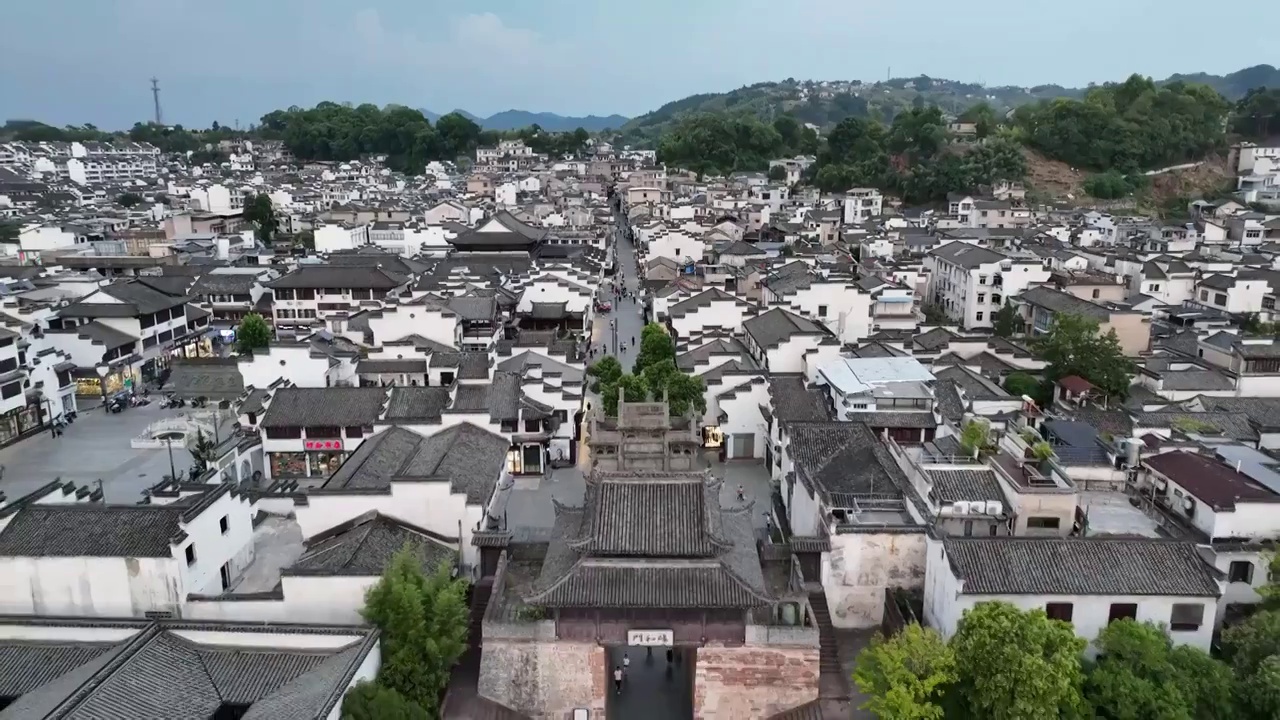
[
  {"left": 478, "top": 639, "right": 606, "bottom": 719},
  {"left": 693, "top": 644, "right": 820, "bottom": 719}
]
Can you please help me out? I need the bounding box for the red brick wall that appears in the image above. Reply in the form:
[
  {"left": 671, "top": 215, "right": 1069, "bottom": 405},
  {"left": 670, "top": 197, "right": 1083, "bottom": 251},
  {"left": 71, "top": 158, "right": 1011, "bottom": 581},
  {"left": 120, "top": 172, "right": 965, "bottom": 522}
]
[{"left": 693, "top": 644, "right": 820, "bottom": 719}]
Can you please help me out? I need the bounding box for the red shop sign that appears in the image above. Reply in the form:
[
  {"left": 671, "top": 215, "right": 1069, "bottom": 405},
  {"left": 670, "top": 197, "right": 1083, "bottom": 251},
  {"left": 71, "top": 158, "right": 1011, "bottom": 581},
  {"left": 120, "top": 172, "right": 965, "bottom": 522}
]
[{"left": 304, "top": 440, "right": 344, "bottom": 451}]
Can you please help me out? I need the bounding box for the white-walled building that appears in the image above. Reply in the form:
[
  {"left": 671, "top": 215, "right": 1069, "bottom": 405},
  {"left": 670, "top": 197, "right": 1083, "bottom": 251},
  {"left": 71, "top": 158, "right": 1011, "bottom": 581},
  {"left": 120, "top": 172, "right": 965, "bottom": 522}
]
[
  {"left": 925, "top": 244, "right": 1052, "bottom": 330},
  {"left": 924, "top": 536, "right": 1223, "bottom": 651}
]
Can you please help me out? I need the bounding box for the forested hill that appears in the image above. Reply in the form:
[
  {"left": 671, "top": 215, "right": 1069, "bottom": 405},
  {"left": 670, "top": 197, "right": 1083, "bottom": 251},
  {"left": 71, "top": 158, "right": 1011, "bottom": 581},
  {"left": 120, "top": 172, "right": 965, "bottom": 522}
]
[
  {"left": 619, "top": 64, "right": 1280, "bottom": 147},
  {"left": 653, "top": 75, "right": 1280, "bottom": 208}
]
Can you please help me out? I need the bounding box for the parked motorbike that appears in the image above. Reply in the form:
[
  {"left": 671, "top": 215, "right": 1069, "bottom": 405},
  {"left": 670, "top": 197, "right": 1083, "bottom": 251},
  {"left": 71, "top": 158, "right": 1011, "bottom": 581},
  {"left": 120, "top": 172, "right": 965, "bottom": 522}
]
[
  {"left": 107, "top": 398, "right": 125, "bottom": 414},
  {"left": 129, "top": 395, "right": 150, "bottom": 407}
]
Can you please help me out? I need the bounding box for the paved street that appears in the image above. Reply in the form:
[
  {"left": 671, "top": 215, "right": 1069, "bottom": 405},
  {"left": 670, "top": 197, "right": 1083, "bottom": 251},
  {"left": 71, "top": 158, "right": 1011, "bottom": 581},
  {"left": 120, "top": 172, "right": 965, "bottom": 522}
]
[
  {"left": 0, "top": 403, "right": 199, "bottom": 503},
  {"left": 587, "top": 200, "right": 646, "bottom": 372}
]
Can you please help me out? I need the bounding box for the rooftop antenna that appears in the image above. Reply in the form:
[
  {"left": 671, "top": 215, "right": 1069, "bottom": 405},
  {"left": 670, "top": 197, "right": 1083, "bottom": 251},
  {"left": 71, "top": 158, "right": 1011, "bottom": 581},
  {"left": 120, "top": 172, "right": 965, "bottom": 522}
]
[{"left": 150, "top": 77, "right": 163, "bottom": 126}]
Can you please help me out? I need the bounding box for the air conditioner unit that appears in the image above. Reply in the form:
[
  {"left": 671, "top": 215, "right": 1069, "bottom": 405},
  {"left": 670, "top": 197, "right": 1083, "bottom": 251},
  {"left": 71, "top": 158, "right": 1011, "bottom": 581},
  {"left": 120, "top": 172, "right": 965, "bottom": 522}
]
[
  {"left": 952, "top": 501, "right": 969, "bottom": 515},
  {"left": 985, "top": 501, "right": 1003, "bottom": 516}
]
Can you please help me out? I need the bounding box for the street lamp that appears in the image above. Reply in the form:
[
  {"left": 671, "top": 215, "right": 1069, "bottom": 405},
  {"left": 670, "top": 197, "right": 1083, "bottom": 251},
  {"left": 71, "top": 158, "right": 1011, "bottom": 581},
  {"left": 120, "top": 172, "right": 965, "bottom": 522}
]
[{"left": 95, "top": 364, "right": 109, "bottom": 413}]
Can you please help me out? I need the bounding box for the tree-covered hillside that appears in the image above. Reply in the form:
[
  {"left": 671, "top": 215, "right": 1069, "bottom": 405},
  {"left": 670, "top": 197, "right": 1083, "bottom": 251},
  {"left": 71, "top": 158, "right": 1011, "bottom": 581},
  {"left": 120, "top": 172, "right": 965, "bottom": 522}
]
[{"left": 618, "top": 65, "right": 1277, "bottom": 149}]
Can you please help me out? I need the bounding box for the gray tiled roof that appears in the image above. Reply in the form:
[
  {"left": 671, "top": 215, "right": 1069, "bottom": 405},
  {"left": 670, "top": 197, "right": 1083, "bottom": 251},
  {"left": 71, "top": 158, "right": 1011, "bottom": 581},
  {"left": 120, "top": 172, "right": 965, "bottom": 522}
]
[
  {"left": 926, "top": 469, "right": 1005, "bottom": 504},
  {"left": 786, "top": 422, "right": 909, "bottom": 500},
  {"left": 943, "top": 537, "right": 1222, "bottom": 596},
  {"left": 321, "top": 424, "right": 509, "bottom": 504},
  {"left": 0, "top": 505, "right": 188, "bottom": 557},
  {"left": 289, "top": 512, "right": 457, "bottom": 576},
  {"left": 568, "top": 473, "right": 728, "bottom": 557},
  {"left": 768, "top": 375, "right": 831, "bottom": 423},
  {"left": 0, "top": 642, "right": 118, "bottom": 699},
  {"left": 400, "top": 423, "right": 511, "bottom": 503},
  {"left": 13, "top": 626, "right": 374, "bottom": 720},
  {"left": 743, "top": 308, "right": 827, "bottom": 348},
  {"left": 527, "top": 471, "right": 771, "bottom": 609},
  {"left": 1018, "top": 285, "right": 1111, "bottom": 320},
  {"left": 268, "top": 266, "right": 408, "bottom": 290},
  {"left": 261, "top": 387, "right": 387, "bottom": 428},
  {"left": 384, "top": 386, "right": 451, "bottom": 421}
]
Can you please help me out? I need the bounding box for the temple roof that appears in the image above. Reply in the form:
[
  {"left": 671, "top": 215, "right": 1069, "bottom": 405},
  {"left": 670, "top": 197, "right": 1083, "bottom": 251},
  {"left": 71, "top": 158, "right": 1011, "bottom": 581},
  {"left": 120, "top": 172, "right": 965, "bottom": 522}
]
[{"left": 525, "top": 471, "right": 771, "bottom": 609}]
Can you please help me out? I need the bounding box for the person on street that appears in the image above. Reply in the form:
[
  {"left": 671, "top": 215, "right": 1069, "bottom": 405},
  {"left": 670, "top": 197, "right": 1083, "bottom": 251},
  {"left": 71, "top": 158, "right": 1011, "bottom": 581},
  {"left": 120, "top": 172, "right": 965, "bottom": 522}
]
[
  {"left": 622, "top": 653, "right": 630, "bottom": 671},
  {"left": 737, "top": 484, "right": 745, "bottom": 501},
  {"left": 613, "top": 665, "right": 623, "bottom": 693}
]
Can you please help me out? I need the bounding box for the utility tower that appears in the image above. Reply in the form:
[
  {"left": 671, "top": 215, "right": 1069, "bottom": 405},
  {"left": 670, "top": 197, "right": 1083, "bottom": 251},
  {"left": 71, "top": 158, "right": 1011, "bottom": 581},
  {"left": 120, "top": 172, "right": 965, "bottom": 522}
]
[{"left": 150, "top": 78, "right": 163, "bottom": 126}]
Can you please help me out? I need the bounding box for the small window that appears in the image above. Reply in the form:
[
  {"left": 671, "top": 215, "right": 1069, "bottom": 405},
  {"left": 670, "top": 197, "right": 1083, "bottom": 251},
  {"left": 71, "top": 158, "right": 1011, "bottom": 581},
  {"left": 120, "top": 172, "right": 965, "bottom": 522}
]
[
  {"left": 1169, "top": 603, "right": 1204, "bottom": 632},
  {"left": 1151, "top": 283, "right": 1161, "bottom": 292},
  {"left": 219, "top": 516, "right": 229, "bottom": 535},
  {"left": 524, "top": 419, "right": 541, "bottom": 433},
  {"left": 1091, "top": 288, "right": 1100, "bottom": 299},
  {"left": 975, "top": 312, "right": 984, "bottom": 322},
  {"left": 817, "top": 305, "right": 828, "bottom": 318},
  {"left": 978, "top": 275, "right": 988, "bottom": 285},
  {"left": 185, "top": 545, "right": 197, "bottom": 566},
  {"left": 500, "top": 420, "right": 518, "bottom": 433},
  {"left": 977, "top": 293, "right": 985, "bottom": 303},
  {"left": 345, "top": 426, "right": 364, "bottom": 438},
  {"left": 1045, "top": 602, "right": 1074, "bottom": 623},
  {"left": 1108, "top": 603, "right": 1138, "bottom": 624},
  {"left": 1215, "top": 293, "right": 1227, "bottom": 306},
  {"left": 1027, "top": 517, "right": 1060, "bottom": 529},
  {"left": 1228, "top": 561, "right": 1255, "bottom": 584},
  {"left": 963, "top": 520, "right": 974, "bottom": 536}
]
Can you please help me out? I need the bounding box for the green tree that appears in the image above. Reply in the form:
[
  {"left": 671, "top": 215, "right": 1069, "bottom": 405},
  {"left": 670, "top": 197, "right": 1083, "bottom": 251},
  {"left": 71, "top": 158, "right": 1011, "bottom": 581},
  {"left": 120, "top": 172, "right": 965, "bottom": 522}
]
[
  {"left": 293, "top": 230, "right": 315, "bottom": 250},
  {"left": 362, "top": 549, "right": 468, "bottom": 712},
  {"left": 0, "top": 222, "right": 19, "bottom": 244},
  {"left": 235, "top": 313, "right": 272, "bottom": 354},
  {"left": 1231, "top": 87, "right": 1280, "bottom": 139},
  {"left": 639, "top": 359, "right": 707, "bottom": 417},
  {"left": 341, "top": 682, "right": 429, "bottom": 720},
  {"left": 587, "top": 356, "right": 623, "bottom": 393},
  {"left": 992, "top": 301, "right": 1023, "bottom": 337},
  {"left": 958, "top": 419, "right": 991, "bottom": 458},
  {"left": 959, "top": 102, "right": 998, "bottom": 139},
  {"left": 852, "top": 624, "right": 956, "bottom": 720},
  {"left": 1003, "top": 372, "right": 1042, "bottom": 399},
  {"left": 950, "top": 602, "right": 1088, "bottom": 720},
  {"left": 116, "top": 192, "right": 144, "bottom": 208},
  {"left": 767, "top": 165, "right": 788, "bottom": 181},
  {"left": 1013, "top": 76, "right": 1230, "bottom": 172},
  {"left": 632, "top": 323, "right": 675, "bottom": 375},
  {"left": 1084, "top": 620, "right": 1234, "bottom": 720},
  {"left": 601, "top": 373, "right": 648, "bottom": 417},
  {"left": 1032, "top": 313, "right": 1136, "bottom": 400},
  {"left": 189, "top": 430, "right": 218, "bottom": 476},
  {"left": 243, "top": 194, "right": 278, "bottom": 243}
]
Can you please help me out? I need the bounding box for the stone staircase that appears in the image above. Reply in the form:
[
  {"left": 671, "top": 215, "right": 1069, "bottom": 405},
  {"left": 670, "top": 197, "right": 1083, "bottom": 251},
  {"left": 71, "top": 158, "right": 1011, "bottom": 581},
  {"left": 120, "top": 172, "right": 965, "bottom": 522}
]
[
  {"left": 442, "top": 580, "right": 529, "bottom": 720},
  {"left": 808, "top": 591, "right": 850, "bottom": 703}
]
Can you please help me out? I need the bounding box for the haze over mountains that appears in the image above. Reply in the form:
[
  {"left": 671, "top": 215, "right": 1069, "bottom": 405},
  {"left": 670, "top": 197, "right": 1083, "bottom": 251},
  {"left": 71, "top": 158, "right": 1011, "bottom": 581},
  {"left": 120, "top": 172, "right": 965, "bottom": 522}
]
[
  {"left": 417, "top": 108, "right": 630, "bottom": 132},
  {"left": 422, "top": 64, "right": 1278, "bottom": 139}
]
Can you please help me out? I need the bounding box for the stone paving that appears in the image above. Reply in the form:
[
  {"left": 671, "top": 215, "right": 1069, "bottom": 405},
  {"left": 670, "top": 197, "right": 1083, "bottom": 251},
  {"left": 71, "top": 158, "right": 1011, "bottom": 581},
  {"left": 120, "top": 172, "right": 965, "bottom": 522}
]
[{"left": 0, "top": 402, "right": 207, "bottom": 503}]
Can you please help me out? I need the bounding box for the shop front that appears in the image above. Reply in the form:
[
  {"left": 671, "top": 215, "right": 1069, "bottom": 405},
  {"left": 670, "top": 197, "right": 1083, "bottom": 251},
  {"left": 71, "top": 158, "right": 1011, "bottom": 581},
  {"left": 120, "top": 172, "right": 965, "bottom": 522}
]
[
  {"left": 506, "top": 442, "right": 547, "bottom": 476},
  {"left": 141, "top": 333, "right": 217, "bottom": 383},
  {"left": 268, "top": 439, "right": 348, "bottom": 480},
  {"left": 75, "top": 366, "right": 139, "bottom": 399},
  {"left": 0, "top": 399, "right": 46, "bottom": 446}
]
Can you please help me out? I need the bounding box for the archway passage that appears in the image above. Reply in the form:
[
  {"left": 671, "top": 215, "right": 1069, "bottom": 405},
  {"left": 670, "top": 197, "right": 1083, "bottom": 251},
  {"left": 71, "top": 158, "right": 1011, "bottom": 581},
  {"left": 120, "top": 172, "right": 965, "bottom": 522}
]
[{"left": 604, "top": 645, "right": 694, "bottom": 720}]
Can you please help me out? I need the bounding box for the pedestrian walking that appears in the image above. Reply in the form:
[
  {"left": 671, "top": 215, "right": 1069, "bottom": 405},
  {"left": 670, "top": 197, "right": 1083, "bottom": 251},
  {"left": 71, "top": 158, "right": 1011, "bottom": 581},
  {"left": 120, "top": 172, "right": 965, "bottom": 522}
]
[
  {"left": 622, "top": 653, "right": 630, "bottom": 671},
  {"left": 613, "top": 665, "right": 623, "bottom": 693},
  {"left": 737, "top": 484, "right": 745, "bottom": 501},
  {"left": 632, "top": 336, "right": 636, "bottom": 346}
]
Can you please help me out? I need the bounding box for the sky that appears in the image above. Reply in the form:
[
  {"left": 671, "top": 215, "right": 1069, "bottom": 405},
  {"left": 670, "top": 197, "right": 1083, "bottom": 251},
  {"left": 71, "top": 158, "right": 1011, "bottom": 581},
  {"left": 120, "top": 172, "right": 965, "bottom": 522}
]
[{"left": 3, "top": 0, "right": 1277, "bottom": 130}]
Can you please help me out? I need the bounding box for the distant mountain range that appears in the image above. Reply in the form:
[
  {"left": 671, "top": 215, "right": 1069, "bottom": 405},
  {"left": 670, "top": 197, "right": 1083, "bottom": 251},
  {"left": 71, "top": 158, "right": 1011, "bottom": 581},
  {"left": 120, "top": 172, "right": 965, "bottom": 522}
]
[
  {"left": 617, "top": 64, "right": 1280, "bottom": 145},
  {"left": 418, "top": 108, "right": 629, "bottom": 132}
]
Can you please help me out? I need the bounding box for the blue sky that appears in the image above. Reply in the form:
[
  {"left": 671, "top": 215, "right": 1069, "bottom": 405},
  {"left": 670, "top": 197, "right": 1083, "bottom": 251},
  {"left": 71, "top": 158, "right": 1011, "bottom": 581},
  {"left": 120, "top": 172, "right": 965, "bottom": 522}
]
[{"left": 3, "top": 0, "right": 1276, "bottom": 130}]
